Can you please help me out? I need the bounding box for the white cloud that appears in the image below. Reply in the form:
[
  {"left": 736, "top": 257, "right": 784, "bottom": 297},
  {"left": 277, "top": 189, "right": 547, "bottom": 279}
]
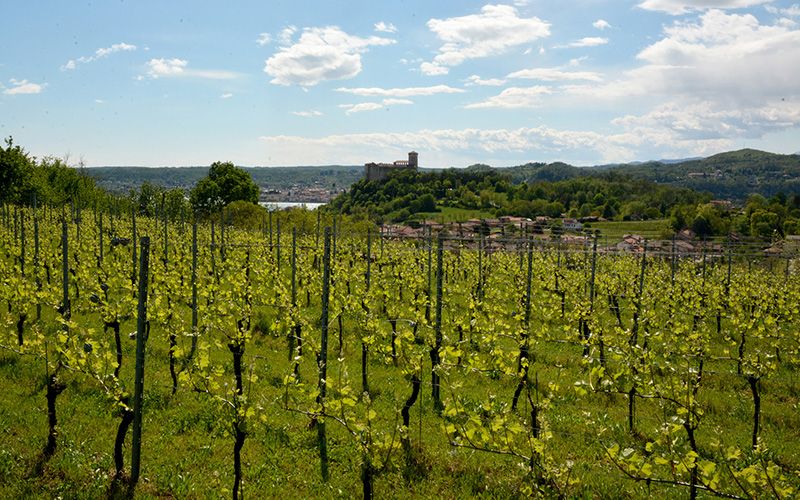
[
  {"left": 633, "top": 10, "right": 800, "bottom": 103},
  {"left": 94, "top": 99, "right": 104, "bottom": 104},
  {"left": 421, "top": 4, "right": 550, "bottom": 75},
  {"left": 508, "top": 67, "right": 603, "bottom": 82},
  {"left": 258, "top": 126, "right": 639, "bottom": 164},
  {"left": 638, "top": 0, "right": 772, "bottom": 15},
  {"left": 335, "top": 85, "right": 465, "bottom": 97},
  {"left": 339, "top": 98, "right": 414, "bottom": 114},
  {"left": 593, "top": 19, "right": 611, "bottom": 30},
  {"left": 257, "top": 120, "right": 768, "bottom": 165},
  {"left": 221, "top": 93, "right": 234, "bottom": 99},
  {"left": 264, "top": 26, "right": 395, "bottom": 86},
  {"left": 374, "top": 21, "right": 397, "bottom": 33},
  {"left": 766, "top": 3, "right": 800, "bottom": 16},
  {"left": 562, "top": 37, "right": 608, "bottom": 48},
  {"left": 420, "top": 62, "right": 449, "bottom": 76},
  {"left": 613, "top": 100, "right": 800, "bottom": 141},
  {"left": 144, "top": 58, "right": 239, "bottom": 80},
  {"left": 291, "top": 110, "right": 323, "bottom": 117},
  {"left": 256, "top": 33, "right": 272, "bottom": 46},
  {"left": 62, "top": 42, "right": 136, "bottom": 70},
  {"left": 559, "top": 10, "right": 800, "bottom": 155},
  {"left": 383, "top": 98, "right": 414, "bottom": 105},
  {"left": 399, "top": 57, "right": 423, "bottom": 65},
  {"left": 464, "top": 86, "right": 551, "bottom": 109},
  {"left": 464, "top": 75, "right": 507, "bottom": 86},
  {"left": 3, "top": 78, "right": 45, "bottom": 95},
  {"left": 147, "top": 58, "right": 187, "bottom": 77},
  {"left": 563, "top": 10, "right": 800, "bottom": 106},
  {"left": 96, "top": 43, "right": 136, "bottom": 58},
  {"left": 340, "top": 102, "right": 384, "bottom": 114},
  {"left": 278, "top": 26, "right": 297, "bottom": 45}
]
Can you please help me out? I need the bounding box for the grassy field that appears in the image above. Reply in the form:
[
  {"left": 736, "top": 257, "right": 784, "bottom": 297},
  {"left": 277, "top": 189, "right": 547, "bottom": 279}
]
[
  {"left": 584, "top": 219, "right": 671, "bottom": 243},
  {"left": 406, "top": 207, "right": 495, "bottom": 224}
]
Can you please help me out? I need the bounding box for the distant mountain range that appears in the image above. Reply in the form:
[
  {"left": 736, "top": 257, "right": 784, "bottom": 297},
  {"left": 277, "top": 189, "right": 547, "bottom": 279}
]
[
  {"left": 491, "top": 149, "right": 800, "bottom": 200},
  {"left": 86, "top": 149, "right": 800, "bottom": 202}
]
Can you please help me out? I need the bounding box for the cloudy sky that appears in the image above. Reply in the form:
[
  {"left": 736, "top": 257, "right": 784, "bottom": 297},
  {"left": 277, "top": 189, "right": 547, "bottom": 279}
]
[{"left": 1, "top": 1, "right": 798, "bottom": 167}]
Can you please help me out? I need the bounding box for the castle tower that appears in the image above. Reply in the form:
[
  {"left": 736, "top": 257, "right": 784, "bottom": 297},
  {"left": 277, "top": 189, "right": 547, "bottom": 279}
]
[{"left": 408, "top": 151, "right": 418, "bottom": 169}]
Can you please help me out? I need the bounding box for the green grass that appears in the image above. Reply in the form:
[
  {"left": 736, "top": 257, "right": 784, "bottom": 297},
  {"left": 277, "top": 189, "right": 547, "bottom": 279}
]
[
  {"left": 408, "top": 207, "right": 494, "bottom": 223},
  {"left": 3, "top": 289, "right": 799, "bottom": 499},
  {"left": 585, "top": 218, "right": 671, "bottom": 243}
]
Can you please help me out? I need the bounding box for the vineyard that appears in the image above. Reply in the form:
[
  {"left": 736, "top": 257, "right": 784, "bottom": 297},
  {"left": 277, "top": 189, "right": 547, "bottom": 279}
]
[{"left": 1, "top": 203, "right": 799, "bottom": 499}]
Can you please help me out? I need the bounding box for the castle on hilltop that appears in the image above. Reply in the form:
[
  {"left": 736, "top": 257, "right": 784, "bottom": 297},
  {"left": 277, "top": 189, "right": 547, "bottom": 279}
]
[{"left": 364, "top": 151, "right": 418, "bottom": 182}]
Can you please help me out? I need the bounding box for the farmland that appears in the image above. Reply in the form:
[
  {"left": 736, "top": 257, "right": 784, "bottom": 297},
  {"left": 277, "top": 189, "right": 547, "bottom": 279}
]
[{"left": 1, "top": 204, "right": 799, "bottom": 498}]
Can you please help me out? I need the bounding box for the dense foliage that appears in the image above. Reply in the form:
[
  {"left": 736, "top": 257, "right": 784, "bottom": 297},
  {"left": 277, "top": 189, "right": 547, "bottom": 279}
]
[
  {"left": 332, "top": 167, "right": 700, "bottom": 222},
  {"left": 332, "top": 166, "right": 800, "bottom": 238},
  {"left": 0, "top": 137, "right": 113, "bottom": 208},
  {"left": 189, "top": 161, "right": 259, "bottom": 216}
]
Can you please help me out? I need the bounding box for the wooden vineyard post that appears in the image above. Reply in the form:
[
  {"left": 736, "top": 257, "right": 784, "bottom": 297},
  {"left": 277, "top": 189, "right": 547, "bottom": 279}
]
[
  {"left": 43, "top": 217, "right": 71, "bottom": 459},
  {"left": 362, "top": 229, "right": 371, "bottom": 395},
  {"left": 318, "top": 227, "right": 332, "bottom": 482},
  {"left": 99, "top": 212, "right": 104, "bottom": 266},
  {"left": 34, "top": 195, "right": 41, "bottom": 321},
  {"left": 163, "top": 201, "right": 168, "bottom": 267},
  {"left": 269, "top": 210, "right": 273, "bottom": 251},
  {"left": 581, "top": 232, "right": 598, "bottom": 359},
  {"left": 211, "top": 221, "right": 217, "bottom": 283},
  {"left": 61, "top": 218, "right": 70, "bottom": 322},
  {"left": 628, "top": 242, "right": 647, "bottom": 434},
  {"left": 131, "top": 209, "right": 137, "bottom": 286},
  {"left": 477, "top": 233, "right": 483, "bottom": 301},
  {"left": 20, "top": 208, "right": 25, "bottom": 277},
  {"left": 431, "top": 232, "right": 445, "bottom": 414},
  {"left": 130, "top": 236, "right": 150, "bottom": 487},
  {"left": 332, "top": 216, "right": 337, "bottom": 262},
  {"left": 220, "top": 209, "right": 226, "bottom": 263},
  {"left": 512, "top": 239, "right": 534, "bottom": 411},
  {"left": 289, "top": 227, "right": 297, "bottom": 361},
  {"left": 190, "top": 222, "right": 198, "bottom": 360},
  {"left": 315, "top": 210, "right": 321, "bottom": 249},
  {"left": 426, "top": 226, "right": 433, "bottom": 322},
  {"left": 277, "top": 218, "right": 282, "bottom": 272},
  {"left": 671, "top": 233, "right": 676, "bottom": 286}
]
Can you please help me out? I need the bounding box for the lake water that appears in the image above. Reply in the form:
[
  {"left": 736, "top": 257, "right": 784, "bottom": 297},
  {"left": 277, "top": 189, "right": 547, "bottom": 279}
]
[{"left": 259, "top": 201, "right": 325, "bottom": 210}]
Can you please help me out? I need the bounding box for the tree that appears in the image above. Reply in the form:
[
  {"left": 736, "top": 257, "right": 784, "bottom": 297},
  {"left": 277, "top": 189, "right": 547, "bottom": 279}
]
[
  {"left": 750, "top": 209, "right": 780, "bottom": 238},
  {"left": 190, "top": 161, "right": 259, "bottom": 216},
  {"left": 0, "top": 137, "right": 34, "bottom": 203}
]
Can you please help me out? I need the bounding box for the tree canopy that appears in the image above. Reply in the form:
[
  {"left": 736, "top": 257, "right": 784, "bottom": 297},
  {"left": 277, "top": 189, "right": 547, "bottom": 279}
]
[
  {"left": 190, "top": 161, "right": 259, "bottom": 216},
  {"left": 0, "top": 137, "right": 35, "bottom": 204}
]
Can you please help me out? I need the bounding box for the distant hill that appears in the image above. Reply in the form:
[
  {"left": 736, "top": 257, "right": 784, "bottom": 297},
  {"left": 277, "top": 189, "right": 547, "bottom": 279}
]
[
  {"left": 600, "top": 149, "right": 800, "bottom": 200},
  {"left": 85, "top": 149, "right": 800, "bottom": 202},
  {"left": 496, "top": 149, "right": 800, "bottom": 201},
  {"left": 86, "top": 165, "right": 363, "bottom": 196}
]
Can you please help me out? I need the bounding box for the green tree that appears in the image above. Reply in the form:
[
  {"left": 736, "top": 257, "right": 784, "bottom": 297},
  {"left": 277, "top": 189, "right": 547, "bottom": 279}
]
[
  {"left": 750, "top": 209, "right": 780, "bottom": 238},
  {"left": 0, "top": 137, "right": 35, "bottom": 203},
  {"left": 190, "top": 161, "right": 259, "bottom": 216},
  {"left": 224, "top": 200, "right": 267, "bottom": 229}
]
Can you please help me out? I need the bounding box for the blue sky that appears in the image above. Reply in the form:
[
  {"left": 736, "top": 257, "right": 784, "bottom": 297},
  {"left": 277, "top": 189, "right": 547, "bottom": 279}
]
[{"left": 1, "top": 1, "right": 798, "bottom": 167}]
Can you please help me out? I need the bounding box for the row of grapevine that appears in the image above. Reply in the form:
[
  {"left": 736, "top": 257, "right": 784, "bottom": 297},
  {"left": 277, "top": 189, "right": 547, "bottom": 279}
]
[{"left": 1, "top": 202, "right": 798, "bottom": 498}]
